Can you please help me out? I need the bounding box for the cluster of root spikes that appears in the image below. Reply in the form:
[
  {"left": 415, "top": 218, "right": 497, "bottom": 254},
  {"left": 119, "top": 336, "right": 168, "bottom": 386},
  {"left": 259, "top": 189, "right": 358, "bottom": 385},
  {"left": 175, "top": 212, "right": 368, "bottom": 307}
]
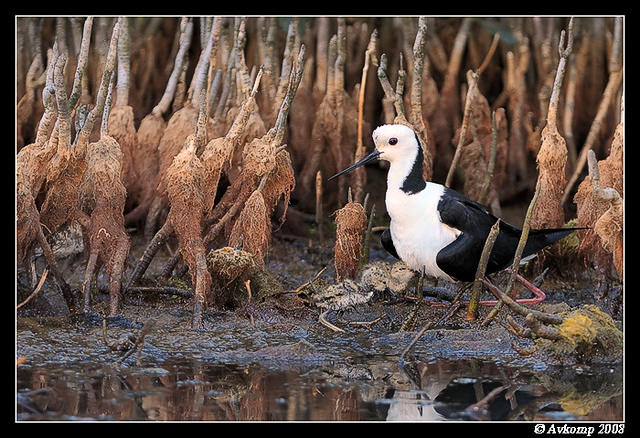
[
  {"left": 125, "top": 19, "right": 305, "bottom": 329},
  {"left": 17, "top": 17, "right": 622, "bottom": 328}
]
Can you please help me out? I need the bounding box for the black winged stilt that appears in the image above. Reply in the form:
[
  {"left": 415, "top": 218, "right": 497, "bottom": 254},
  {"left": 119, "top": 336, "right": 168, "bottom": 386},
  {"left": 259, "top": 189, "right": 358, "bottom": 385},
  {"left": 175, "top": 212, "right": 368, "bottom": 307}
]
[{"left": 330, "top": 124, "right": 581, "bottom": 307}]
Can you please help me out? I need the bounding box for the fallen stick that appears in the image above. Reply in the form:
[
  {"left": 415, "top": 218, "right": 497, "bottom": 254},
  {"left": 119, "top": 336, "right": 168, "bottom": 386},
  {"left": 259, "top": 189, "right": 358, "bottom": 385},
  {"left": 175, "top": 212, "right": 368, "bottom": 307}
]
[
  {"left": 119, "top": 285, "right": 193, "bottom": 298},
  {"left": 17, "top": 268, "right": 49, "bottom": 309},
  {"left": 524, "top": 312, "right": 562, "bottom": 340},
  {"left": 292, "top": 266, "right": 328, "bottom": 294},
  {"left": 400, "top": 300, "right": 463, "bottom": 360},
  {"left": 319, "top": 309, "right": 345, "bottom": 333},
  {"left": 481, "top": 278, "right": 562, "bottom": 325}
]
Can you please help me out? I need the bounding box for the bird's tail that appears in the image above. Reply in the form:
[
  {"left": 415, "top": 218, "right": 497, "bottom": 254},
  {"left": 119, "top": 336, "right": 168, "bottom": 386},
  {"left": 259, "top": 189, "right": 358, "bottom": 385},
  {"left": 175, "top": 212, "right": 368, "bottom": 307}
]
[{"left": 523, "top": 226, "right": 588, "bottom": 257}]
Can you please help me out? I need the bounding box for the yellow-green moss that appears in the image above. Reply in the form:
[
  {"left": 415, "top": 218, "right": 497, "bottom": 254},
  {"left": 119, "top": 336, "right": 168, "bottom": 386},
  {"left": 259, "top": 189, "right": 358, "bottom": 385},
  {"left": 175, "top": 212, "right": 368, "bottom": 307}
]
[
  {"left": 558, "top": 304, "right": 621, "bottom": 349},
  {"left": 558, "top": 389, "right": 621, "bottom": 417},
  {"left": 558, "top": 218, "right": 581, "bottom": 256},
  {"left": 161, "top": 276, "right": 191, "bottom": 290},
  {"left": 534, "top": 304, "right": 622, "bottom": 362},
  {"left": 559, "top": 313, "right": 597, "bottom": 345}
]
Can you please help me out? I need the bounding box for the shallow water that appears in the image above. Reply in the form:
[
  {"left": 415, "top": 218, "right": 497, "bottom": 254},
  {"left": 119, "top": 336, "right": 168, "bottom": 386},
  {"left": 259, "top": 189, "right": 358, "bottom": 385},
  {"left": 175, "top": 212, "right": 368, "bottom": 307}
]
[{"left": 17, "top": 356, "right": 622, "bottom": 421}]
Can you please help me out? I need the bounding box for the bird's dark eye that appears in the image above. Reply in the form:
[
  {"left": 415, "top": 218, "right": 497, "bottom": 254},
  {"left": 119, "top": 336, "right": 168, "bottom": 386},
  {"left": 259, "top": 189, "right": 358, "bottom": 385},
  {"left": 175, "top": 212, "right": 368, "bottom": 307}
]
[{"left": 389, "top": 137, "right": 398, "bottom": 145}]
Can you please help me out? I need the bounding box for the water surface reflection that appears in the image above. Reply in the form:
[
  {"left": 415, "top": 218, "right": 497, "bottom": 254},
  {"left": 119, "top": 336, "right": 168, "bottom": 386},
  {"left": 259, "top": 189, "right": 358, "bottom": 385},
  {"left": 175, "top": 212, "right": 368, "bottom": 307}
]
[{"left": 16, "top": 358, "right": 622, "bottom": 421}]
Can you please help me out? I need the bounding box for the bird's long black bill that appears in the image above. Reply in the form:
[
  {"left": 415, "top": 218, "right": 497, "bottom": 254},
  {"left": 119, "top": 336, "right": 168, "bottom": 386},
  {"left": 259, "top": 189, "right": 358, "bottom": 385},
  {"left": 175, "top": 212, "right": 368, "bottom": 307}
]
[{"left": 328, "top": 149, "right": 381, "bottom": 180}]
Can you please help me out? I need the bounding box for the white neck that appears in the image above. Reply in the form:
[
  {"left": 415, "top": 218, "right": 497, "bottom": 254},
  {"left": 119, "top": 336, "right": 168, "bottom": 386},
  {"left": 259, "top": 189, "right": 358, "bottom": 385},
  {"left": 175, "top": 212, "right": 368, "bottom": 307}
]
[{"left": 385, "top": 147, "right": 420, "bottom": 192}]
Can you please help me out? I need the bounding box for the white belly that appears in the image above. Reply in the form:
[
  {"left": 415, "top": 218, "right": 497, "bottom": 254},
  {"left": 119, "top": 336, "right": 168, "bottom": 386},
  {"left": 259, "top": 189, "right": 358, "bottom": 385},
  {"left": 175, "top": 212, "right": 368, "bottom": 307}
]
[{"left": 386, "top": 183, "right": 460, "bottom": 282}]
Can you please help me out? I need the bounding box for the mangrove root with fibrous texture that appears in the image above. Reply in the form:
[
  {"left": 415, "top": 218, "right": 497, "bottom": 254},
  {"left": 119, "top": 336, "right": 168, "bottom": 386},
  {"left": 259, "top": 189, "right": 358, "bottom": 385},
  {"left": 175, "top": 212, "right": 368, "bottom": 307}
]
[
  {"left": 16, "top": 17, "right": 624, "bottom": 335},
  {"left": 333, "top": 201, "right": 367, "bottom": 281},
  {"left": 144, "top": 17, "right": 218, "bottom": 240},
  {"left": 165, "top": 135, "right": 212, "bottom": 329},
  {"left": 125, "top": 18, "right": 194, "bottom": 225},
  {"left": 82, "top": 135, "right": 131, "bottom": 316},
  {"left": 144, "top": 104, "right": 198, "bottom": 237},
  {"left": 530, "top": 19, "right": 573, "bottom": 230},
  {"left": 229, "top": 189, "right": 272, "bottom": 265},
  {"left": 107, "top": 105, "right": 138, "bottom": 203},
  {"left": 574, "top": 123, "right": 623, "bottom": 278}
]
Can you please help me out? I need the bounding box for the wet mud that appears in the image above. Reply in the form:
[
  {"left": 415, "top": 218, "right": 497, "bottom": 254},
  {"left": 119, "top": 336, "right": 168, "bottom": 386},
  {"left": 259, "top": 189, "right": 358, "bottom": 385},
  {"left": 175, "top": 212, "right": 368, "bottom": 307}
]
[{"left": 17, "top": 235, "right": 623, "bottom": 421}]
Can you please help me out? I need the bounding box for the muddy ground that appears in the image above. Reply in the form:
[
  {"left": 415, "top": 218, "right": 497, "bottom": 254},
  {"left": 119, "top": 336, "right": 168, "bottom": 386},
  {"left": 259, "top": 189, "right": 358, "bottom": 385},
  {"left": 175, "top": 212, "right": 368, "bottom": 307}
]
[
  {"left": 16, "top": 220, "right": 623, "bottom": 421},
  {"left": 16, "top": 234, "right": 623, "bottom": 364}
]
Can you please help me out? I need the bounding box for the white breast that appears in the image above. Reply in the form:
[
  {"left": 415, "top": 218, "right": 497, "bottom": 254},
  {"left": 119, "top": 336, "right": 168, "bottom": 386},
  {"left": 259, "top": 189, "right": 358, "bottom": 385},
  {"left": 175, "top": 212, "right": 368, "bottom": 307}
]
[{"left": 385, "top": 182, "right": 460, "bottom": 282}]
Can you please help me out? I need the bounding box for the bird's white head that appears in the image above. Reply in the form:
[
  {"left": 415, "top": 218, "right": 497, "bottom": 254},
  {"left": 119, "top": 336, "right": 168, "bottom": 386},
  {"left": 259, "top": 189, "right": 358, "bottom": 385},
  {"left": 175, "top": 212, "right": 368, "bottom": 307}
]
[
  {"left": 328, "top": 123, "right": 422, "bottom": 182},
  {"left": 372, "top": 124, "right": 420, "bottom": 166}
]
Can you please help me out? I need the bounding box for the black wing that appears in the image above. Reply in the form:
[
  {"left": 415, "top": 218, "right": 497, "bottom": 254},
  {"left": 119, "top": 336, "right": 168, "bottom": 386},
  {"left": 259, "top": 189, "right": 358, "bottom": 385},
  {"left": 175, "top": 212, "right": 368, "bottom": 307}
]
[
  {"left": 435, "top": 232, "right": 483, "bottom": 282},
  {"left": 437, "top": 187, "right": 503, "bottom": 234},
  {"left": 436, "top": 188, "right": 525, "bottom": 281},
  {"left": 435, "top": 187, "right": 577, "bottom": 281}
]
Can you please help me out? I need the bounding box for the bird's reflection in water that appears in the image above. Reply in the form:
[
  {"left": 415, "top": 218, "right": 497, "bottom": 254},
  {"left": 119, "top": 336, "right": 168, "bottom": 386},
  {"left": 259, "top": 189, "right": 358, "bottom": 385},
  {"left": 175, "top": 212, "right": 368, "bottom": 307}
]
[{"left": 384, "top": 358, "right": 622, "bottom": 421}]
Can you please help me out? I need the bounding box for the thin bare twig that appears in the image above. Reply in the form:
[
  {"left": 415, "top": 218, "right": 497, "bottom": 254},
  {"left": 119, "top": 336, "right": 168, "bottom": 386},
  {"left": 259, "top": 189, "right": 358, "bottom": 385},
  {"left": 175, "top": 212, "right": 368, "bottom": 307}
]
[
  {"left": 445, "top": 71, "right": 479, "bottom": 187},
  {"left": 17, "top": 268, "right": 49, "bottom": 309},
  {"left": 466, "top": 219, "right": 500, "bottom": 320},
  {"left": 353, "top": 28, "right": 377, "bottom": 203},
  {"left": 400, "top": 301, "right": 463, "bottom": 360},
  {"left": 476, "top": 32, "right": 500, "bottom": 76},
  {"left": 361, "top": 202, "right": 376, "bottom": 265},
  {"left": 315, "top": 170, "right": 324, "bottom": 241},
  {"left": 482, "top": 178, "right": 541, "bottom": 326},
  {"left": 292, "top": 266, "right": 328, "bottom": 294}
]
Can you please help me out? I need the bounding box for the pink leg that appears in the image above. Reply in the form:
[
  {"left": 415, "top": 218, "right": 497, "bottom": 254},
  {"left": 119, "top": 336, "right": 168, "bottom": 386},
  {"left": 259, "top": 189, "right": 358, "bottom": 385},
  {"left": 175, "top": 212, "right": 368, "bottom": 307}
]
[{"left": 508, "top": 269, "right": 546, "bottom": 305}]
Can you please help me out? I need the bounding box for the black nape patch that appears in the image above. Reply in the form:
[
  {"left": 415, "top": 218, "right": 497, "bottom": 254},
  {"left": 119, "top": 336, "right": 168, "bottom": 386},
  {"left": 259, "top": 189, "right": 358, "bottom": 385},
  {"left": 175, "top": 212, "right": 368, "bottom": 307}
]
[{"left": 400, "top": 134, "right": 427, "bottom": 194}]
